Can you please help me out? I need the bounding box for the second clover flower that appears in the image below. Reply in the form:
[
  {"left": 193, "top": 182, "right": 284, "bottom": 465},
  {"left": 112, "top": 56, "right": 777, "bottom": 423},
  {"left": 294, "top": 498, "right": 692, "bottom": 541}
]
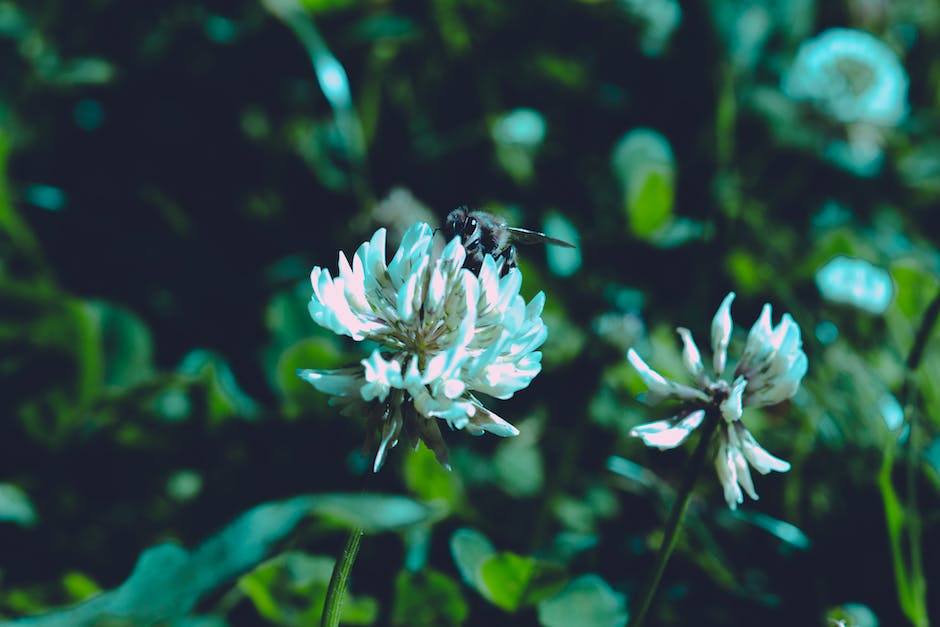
[
  {"left": 298, "top": 222, "right": 547, "bottom": 472},
  {"left": 627, "top": 293, "right": 808, "bottom": 509}
]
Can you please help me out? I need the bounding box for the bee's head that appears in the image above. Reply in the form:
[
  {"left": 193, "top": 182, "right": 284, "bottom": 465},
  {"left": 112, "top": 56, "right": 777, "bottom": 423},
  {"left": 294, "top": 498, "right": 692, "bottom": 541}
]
[{"left": 444, "top": 206, "right": 475, "bottom": 238}]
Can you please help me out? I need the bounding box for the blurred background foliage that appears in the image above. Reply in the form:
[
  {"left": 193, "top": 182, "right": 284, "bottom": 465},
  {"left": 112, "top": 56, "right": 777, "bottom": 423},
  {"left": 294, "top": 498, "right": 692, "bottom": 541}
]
[{"left": 2, "top": 0, "right": 940, "bottom": 625}]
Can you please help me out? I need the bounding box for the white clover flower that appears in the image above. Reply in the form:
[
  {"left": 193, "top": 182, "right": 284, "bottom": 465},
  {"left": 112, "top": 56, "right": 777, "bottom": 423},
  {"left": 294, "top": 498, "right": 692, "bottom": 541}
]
[
  {"left": 627, "top": 293, "right": 807, "bottom": 509},
  {"left": 783, "top": 28, "right": 908, "bottom": 128},
  {"left": 298, "top": 222, "right": 547, "bottom": 471},
  {"left": 781, "top": 28, "right": 908, "bottom": 176}
]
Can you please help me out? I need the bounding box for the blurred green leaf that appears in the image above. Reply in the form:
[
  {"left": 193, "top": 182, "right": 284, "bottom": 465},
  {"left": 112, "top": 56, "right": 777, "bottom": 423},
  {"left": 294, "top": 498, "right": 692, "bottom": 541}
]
[
  {"left": 825, "top": 602, "right": 879, "bottom": 627},
  {"left": 723, "top": 510, "right": 811, "bottom": 550},
  {"left": 536, "top": 574, "right": 627, "bottom": 627},
  {"left": 540, "top": 309, "right": 586, "bottom": 369},
  {"left": 297, "top": 0, "right": 357, "bottom": 13},
  {"left": 178, "top": 349, "right": 260, "bottom": 421},
  {"left": 891, "top": 261, "right": 935, "bottom": 320},
  {"left": 627, "top": 170, "right": 673, "bottom": 237},
  {"left": 479, "top": 552, "right": 536, "bottom": 612},
  {"left": 0, "top": 483, "right": 37, "bottom": 527},
  {"left": 612, "top": 128, "right": 675, "bottom": 240},
  {"left": 239, "top": 551, "right": 377, "bottom": 626},
  {"left": 450, "top": 528, "right": 566, "bottom": 612},
  {"left": 8, "top": 494, "right": 428, "bottom": 626},
  {"left": 403, "top": 441, "right": 464, "bottom": 510},
  {"left": 311, "top": 493, "right": 435, "bottom": 532},
  {"left": 450, "top": 528, "right": 496, "bottom": 591},
  {"left": 89, "top": 301, "right": 154, "bottom": 388},
  {"left": 60, "top": 573, "right": 100, "bottom": 603},
  {"left": 493, "top": 418, "right": 544, "bottom": 498},
  {"left": 275, "top": 337, "right": 346, "bottom": 416},
  {"left": 392, "top": 568, "right": 468, "bottom": 627}
]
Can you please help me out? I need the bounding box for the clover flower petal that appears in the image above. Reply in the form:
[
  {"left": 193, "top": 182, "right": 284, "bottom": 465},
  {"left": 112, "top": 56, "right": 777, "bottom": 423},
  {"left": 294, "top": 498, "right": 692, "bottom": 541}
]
[
  {"left": 627, "top": 349, "right": 710, "bottom": 404},
  {"left": 630, "top": 409, "right": 705, "bottom": 450},
  {"left": 627, "top": 292, "right": 805, "bottom": 508},
  {"left": 677, "top": 327, "right": 706, "bottom": 385},
  {"left": 737, "top": 427, "right": 791, "bottom": 474},
  {"left": 360, "top": 350, "right": 403, "bottom": 402},
  {"left": 715, "top": 442, "right": 744, "bottom": 509},
  {"left": 719, "top": 377, "right": 746, "bottom": 424},
  {"left": 298, "top": 222, "right": 546, "bottom": 470},
  {"left": 711, "top": 292, "right": 735, "bottom": 376}
]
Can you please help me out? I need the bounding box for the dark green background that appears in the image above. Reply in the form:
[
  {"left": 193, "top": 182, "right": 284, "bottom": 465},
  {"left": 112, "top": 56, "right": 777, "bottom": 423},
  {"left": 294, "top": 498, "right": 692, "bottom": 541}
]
[{"left": 2, "top": 1, "right": 939, "bottom": 625}]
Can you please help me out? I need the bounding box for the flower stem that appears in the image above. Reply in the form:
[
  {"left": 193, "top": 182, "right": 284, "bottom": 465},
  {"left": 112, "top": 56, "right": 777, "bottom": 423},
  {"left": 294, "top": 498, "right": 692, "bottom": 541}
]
[
  {"left": 321, "top": 526, "right": 365, "bottom": 627},
  {"left": 628, "top": 410, "right": 720, "bottom": 627},
  {"left": 887, "top": 285, "right": 940, "bottom": 627}
]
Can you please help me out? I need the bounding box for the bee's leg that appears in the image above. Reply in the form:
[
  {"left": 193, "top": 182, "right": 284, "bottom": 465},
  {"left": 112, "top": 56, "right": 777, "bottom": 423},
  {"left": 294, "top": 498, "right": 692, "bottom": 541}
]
[
  {"left": 497, "top": 246, "right": 517, "bottom": 277},
  {"left": 465, "top": 256, "right": 482, "bottom": 275},
  {"left": 462, "top": 240, "right": 483, "bottom": 274}
]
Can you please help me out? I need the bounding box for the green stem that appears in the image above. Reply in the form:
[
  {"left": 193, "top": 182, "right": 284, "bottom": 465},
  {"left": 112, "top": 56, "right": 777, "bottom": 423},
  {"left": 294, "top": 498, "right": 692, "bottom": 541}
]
[
  {"left": 321, "top": 527, "right": 365, "bottom": 627},
  {"left": 628, "top": 411, "right": 721, "bottom": 627},
  {"left": 896, "top": 287, "right": 940, "bottom": 627}
]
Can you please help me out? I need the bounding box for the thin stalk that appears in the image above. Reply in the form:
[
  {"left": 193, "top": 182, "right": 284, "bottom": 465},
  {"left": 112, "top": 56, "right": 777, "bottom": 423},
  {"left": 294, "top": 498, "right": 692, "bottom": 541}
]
[
  {"left": 321, "top": 527, "right": 365, "bottom": 627},
  {"left": 895, "top": 287, "right": 940, "bottom": 627},
  {"left": 628, "top": 410, "right": 721, "bottom": 627}
]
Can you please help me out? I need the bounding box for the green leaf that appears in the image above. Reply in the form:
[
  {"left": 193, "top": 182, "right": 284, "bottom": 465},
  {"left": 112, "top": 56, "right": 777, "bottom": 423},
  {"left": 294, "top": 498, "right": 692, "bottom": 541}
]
[
  {"left": 0, "top": 131, "right": 45, "bottom": 269},
  {"left": 87, "top": 301, "right": 154, "bottom": 388},
  {"left": 825, "top": 602, "right": 879, "bottom": 627},
  {"left": 239, "top": 552, "right": 378, "bottom": 626},
  {"left": 7, "top": 494, "right": 426, "bottom": 626},
  {"left": 297, "top": 0, "right": 358, "bottom": 15},
  {"left": 627, "top": 169, "right": 674, "bottom": 237},
  {"left": 60, "top": 572, "right": 101, "bottom": 603},
  {"left": 451, "top": 527, "right": 566, "bottom": 613},
  {"left": 891, "top": 261, "right": 934, "bottom": 319},
  {"left": 725, "top": 510, "right": 811, "bottom": 550},
  {"left": 537, "top": 574, "right": 628, "bottom": 627},
  {"left": 311, "top": 493, "right": 434, "bottom": 532},
  {"left": 0, "top": 483, "right": 37, "bottom": 527},
  {"left": 519, "top": 562, "right": 570, "bottom": 607},
  {"left": 392, "top": 568, "right": 469, "bottom": 627},
  {"left": 178, "top": 349, "right": 260, "bottom": 420},
  {"left": 612, "top": 127, "right": 675, "bottom": 239},
  {"left": 403, "top": 441, "right": 464, "bottom": 509},
  {"left": 493, "top": 418, "right": 545, "bottom": 498},
  {"left": 275, "top": 336, "right": 344, "bottom": 388},
  {"left": 479, "top": 552, "right": 536, "bottom": 612},
  {"left": 450, "top": 528, "right": 496, "bottom": 590}
]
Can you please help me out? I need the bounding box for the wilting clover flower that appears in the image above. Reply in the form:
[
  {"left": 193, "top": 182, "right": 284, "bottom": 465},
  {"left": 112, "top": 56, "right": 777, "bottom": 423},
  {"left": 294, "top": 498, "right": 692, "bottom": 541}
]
[
  {"left": 297, "top": 222, "right": 546, "bottom": 472},
  {"left": 627, "top": 293, "right": 807, "bottom": 509},
  {"left": 783, "top": 28, "right": 908, "bottom": 127}
]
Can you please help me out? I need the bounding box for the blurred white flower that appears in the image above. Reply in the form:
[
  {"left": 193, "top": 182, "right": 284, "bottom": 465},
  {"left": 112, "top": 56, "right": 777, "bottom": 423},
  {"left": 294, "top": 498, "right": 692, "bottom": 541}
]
[
  {"left": 298, "top": 222, "right": 547, "bottom": 471},
  {"left": 783, "top": 28, "right": 908, "bottom": 127},
  {"left": 627, "top": 293, "right": 807, "bottom": 509},
  {"left": 782, "top": 28, "right": 908, "bottom": 176},
  {"left": 815, "top": 255, "right": 894, "bottom": 314}
]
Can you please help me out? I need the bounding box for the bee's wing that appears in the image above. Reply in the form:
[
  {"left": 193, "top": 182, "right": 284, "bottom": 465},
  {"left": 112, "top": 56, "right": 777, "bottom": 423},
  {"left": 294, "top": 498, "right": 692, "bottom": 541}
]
[{"left": 504, "top": 226, "right": 576, "bottom": 248}]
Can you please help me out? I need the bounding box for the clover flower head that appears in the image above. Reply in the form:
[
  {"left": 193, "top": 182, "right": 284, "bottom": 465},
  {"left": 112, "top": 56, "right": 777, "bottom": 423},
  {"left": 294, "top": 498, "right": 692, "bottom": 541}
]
[
  {"left": 627, "top": 292, "right": 807, "bottom": 509},
  {"left": 298, "top": 222, "right": 547, "bottom": 471},
  {"left": 783, "top": 27, "right": 908, "bottom": 128}
]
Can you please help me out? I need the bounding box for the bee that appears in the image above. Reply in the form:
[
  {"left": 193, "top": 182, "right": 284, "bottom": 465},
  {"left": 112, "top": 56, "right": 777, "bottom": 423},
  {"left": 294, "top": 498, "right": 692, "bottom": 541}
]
[{"left": 443, "top": 206, "right": 575, "bottom": 276}]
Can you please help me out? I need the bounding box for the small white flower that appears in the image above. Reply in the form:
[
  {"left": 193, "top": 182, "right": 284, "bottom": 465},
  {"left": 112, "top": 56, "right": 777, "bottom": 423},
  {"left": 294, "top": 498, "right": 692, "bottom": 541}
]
[
  {"left": 298, "top": 222, "right": 547, "bottom": 471},
  {"left": 781, "top": 28, "right": 908, "bottom": 176},
  {"left": 627, "top": 292, "right": 806, "bottom": 509},
  {"left": 783, "top": 28, "right": 908, "bottom": 128}
]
